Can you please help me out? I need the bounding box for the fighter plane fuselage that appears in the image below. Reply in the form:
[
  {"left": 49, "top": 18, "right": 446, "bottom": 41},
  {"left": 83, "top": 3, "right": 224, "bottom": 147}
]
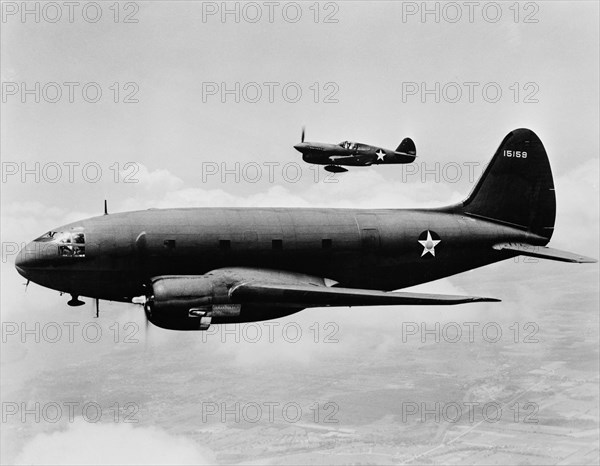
[{"left": 294, "top": 140, "right": 416, "bottom": 169}]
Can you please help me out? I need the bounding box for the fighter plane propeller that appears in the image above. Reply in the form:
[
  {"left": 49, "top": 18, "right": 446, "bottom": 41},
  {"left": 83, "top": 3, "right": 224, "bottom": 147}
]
[{"left": 294, "top": 127, "right": 417, "bottom": 173}]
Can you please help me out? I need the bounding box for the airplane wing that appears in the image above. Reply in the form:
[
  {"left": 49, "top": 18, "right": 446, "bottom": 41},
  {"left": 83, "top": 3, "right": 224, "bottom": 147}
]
[
  {"left": 328, "top": 156, "right": 354, "bottom": 161},
  {"left": 230, "top": 282, "right": 499, "bottom": 307},
  {"left": 144, "top": 268, "right": 499, "bottom": 330},
  {"left": 328, "top": 154, "right": 374, "bottom": 165},
  {"left": 493, "top": 242, "right": 597, "bottom": 263}
]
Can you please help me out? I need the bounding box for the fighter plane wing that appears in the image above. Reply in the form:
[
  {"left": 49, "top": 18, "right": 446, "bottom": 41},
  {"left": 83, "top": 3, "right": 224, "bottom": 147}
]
[{"left": 230, "top": 282, "right": 499, "bottom": 307}]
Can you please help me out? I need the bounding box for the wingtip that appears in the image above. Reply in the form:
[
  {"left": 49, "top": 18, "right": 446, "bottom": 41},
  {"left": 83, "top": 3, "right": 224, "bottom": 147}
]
[
  {"left": 565, "top": 255, "right": 597, "bottom": 263},
  {"left": 473, "top": 297, "right": 502, "bottom": 303}
]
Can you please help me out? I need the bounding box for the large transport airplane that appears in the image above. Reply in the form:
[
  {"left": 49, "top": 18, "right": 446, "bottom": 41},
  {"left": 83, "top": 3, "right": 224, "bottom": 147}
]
[{"left": 15, "top": 129, "right": 596, "bottom": 331}]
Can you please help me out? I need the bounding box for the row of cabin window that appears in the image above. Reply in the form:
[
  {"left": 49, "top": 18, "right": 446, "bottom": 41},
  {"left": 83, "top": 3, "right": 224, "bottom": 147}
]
[
  {"left": 219, "top": 239, "right": 334, "bottom": 250},
  {"left": 163, "top": 239, "right": 333, "bottom": 250}
]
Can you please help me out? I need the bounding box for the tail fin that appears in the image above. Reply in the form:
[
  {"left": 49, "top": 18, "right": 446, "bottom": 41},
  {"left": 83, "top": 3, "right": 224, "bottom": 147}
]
[
  {"left": 396, "top": 137, "right": 416, "bottom": 155},
  {"left": 462, "top": 128, "right": 556, "bottom": 241}
]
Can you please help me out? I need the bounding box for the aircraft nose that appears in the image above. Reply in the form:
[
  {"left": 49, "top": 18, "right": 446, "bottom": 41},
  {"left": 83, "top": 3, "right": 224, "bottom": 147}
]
[
  {"left": 14, "top": 241, "right": 51, "bottom": 275},
  {"left": 293, "top": 143, "right": 307, "bottom": 153},
  {"left": 15, "top": 246, "right": 28, "bottom": 278},
  {"left": 15, "top": 248, "right": 24, "bottom": 267}
]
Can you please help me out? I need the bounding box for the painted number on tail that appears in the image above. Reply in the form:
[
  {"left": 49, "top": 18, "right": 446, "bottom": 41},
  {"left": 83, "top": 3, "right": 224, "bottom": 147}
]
[{"left": 504, "top": 150, "right": 528, "bottom": 158}]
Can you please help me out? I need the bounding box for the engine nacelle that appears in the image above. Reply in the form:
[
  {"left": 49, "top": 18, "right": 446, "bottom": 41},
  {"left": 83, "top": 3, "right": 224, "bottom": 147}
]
[{"left": 144, "top": 275, "right": 241, "bottom": 331}]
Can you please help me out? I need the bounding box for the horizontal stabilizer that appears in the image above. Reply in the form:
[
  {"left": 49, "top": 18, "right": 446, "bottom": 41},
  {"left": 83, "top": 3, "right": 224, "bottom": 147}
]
[
  {"left": 231, "top": 283, "right": 499, "bottom": 307},
  {"left": 493, "top": 242, "right": 598, "bottom": 263},
  {"left": 396, "top": 137, "right": 416, "bottom": 155}
]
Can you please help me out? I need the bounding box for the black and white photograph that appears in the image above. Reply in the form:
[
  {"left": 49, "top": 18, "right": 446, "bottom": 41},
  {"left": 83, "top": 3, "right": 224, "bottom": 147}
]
[{"left": 1, "top": 1, "right": 599, "bottom": 464}]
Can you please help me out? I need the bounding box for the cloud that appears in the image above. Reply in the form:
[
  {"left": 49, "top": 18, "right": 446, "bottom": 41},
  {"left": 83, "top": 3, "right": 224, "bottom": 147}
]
[
  {"left": 14, "top": 420, "right": 214, "bottom": 466},
  {"left": 0, "top": 201, "right": 95, "bottom": 247},
  {"left": 131, "top": 164, "right": 185, "bottom": 192},
  {"left": 175, "top": 308, "right": 344, "bottom": 368},
  {"left": 115, "top": 165, "right": 468, "bottom": 213},
  {"left": 552, "top": 158, "right": 600, "bottom": 253}
]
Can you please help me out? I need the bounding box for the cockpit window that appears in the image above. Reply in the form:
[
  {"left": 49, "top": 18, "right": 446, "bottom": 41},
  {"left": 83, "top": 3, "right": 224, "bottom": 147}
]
[
  {"left": 34, "top": 231, "right": 58, "bottom": 242},
  {"left": 34, "top": 231, "right": 82, "bottom": 243},
  {"left": 72, "top": 232, "right": 85, "bottom": 244},
  {"left": 339, "top": 141, "right": 357, "bottom": 150},
  {"left": 55, "top": 232, "right": 72, "bottom": 243},
  {"left": 34, "top": 230, "right": 86, "bottom": 257}
]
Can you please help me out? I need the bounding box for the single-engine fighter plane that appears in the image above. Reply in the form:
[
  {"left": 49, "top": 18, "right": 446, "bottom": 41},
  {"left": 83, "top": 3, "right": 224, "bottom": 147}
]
[
  {"left": 293, "top": 127, "right": 416, "bottom": 172},
  {"left": 16, "top": 129, "right": 596, "bottom": 331}
]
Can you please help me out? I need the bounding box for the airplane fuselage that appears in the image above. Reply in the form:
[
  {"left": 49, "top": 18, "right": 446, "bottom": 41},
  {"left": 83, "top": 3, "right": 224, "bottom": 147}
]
[
  {"left": 295, "top": 142, "right": 415, "bottom": 167},
  {"left": 17, "top": 206, "right": 540, "bottom": 304}
]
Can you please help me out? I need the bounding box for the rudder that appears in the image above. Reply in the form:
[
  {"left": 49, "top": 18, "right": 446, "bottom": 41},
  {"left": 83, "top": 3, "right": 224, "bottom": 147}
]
[
  {"left": 396, "top": 137, "right": 416, "bottom": 155},
  {"left": 462, "top": 128, "right": 556, "bottom": 241}
]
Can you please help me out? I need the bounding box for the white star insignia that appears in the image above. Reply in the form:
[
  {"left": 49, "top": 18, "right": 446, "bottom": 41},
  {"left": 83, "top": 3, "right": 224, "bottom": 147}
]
[
  {"left": 375, "top": 149, "right": 386, "bottom": 161},
  {"left": 418, "top": 230, "right": 441, "bottom": 257}
]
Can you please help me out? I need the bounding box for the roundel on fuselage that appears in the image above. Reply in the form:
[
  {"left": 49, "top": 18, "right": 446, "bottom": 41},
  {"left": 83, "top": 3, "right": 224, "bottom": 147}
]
[{"left": 417, "top": 230, "right": 441, "bottom": 258}]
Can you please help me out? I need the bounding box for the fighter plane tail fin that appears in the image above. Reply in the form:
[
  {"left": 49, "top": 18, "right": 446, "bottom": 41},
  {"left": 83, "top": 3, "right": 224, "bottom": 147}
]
[
  {"left": 462, "top": 128, "right": 556, "bottom": 242},
  {"left": 396, "top": 137, "right": 416, "bottom": 155}
]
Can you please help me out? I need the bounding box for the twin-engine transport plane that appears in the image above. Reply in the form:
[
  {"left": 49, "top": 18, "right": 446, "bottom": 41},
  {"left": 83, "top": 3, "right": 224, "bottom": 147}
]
[
  {"left": 15, "top": 129, "right": 596, "bottom": 331},
  {"left": 293, "top": 128, "right": 416, "bottom": 172}
]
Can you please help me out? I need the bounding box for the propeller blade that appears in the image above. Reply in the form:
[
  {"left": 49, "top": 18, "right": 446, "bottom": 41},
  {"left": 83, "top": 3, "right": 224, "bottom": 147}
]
[
  {"left": 131, "top": 295, "right": 150, "bottom": 349},
  {"left": 144, "top": 314, "right": 149, "bottom": 350},
  {"left": 143, "top": 302, "right": 150, "bottom": 350}
]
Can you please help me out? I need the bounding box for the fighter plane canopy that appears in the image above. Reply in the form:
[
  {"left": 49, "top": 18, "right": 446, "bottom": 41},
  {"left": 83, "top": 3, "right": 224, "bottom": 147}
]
[{"left": 339, "top": 141, "right": 358, "bottom": 150}]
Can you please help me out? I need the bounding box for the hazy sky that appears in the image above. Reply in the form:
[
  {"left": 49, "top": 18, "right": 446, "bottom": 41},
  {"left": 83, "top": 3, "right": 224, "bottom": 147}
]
[{"left": 1, "top": 1, "right": 598, "bottom": 464}]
